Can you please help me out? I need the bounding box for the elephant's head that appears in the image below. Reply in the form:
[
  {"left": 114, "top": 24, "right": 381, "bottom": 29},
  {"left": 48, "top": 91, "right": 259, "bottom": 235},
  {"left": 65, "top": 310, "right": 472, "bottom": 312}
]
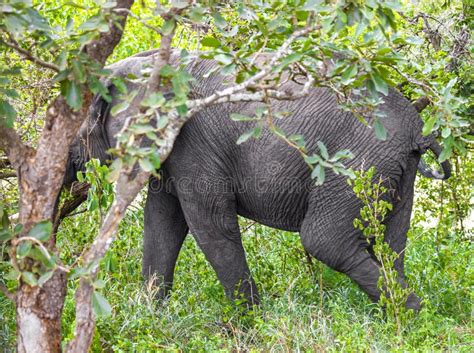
[{"left": 63, "top": 93, "right": 112, "bottom": 187}]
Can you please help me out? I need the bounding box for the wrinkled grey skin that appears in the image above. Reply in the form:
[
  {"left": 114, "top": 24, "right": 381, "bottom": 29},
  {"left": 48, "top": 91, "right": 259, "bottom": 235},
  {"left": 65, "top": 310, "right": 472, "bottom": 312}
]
[{"left": 65, "top": 51, "right": 451, "bottom": 311}]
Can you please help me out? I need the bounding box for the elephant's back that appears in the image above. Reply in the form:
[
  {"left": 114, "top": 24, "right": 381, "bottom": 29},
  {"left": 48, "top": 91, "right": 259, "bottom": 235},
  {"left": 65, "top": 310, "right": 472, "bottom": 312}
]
[{"left": 164, "top": 67, "right": 419, "bottom": 231}]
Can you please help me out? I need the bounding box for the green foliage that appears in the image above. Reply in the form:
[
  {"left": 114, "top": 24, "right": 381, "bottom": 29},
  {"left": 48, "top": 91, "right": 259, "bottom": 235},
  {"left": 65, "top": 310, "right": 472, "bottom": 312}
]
[
  {"left": 77, "top": 159, "right": 114, "bottom": 213},
  {"left": 349, "top": 167, "right": 412, "bottom": 336},
  {"left": 0, "top": 0, "right": 472, "bottom": 350},
  {"left": 0, "top": 0, "right": 127, "bottom": 113},
  {"left": 3, "top": 212, "right": 472, "bottom": 351},
  {"left": 396, "top": 0, "right": 473, "bottom": 160}
]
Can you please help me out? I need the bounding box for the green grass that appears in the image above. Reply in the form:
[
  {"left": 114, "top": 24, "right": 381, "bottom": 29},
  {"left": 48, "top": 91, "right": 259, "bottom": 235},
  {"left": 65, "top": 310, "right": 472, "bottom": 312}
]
[{"left": 1, "top": 207, "right": 472, "bottom": 352}]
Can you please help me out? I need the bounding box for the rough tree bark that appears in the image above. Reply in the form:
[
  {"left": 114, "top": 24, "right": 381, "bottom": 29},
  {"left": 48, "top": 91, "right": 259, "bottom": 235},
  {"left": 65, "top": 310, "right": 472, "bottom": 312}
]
[{"left": 0, "top": 1, "right": 134, "bottom": 352}]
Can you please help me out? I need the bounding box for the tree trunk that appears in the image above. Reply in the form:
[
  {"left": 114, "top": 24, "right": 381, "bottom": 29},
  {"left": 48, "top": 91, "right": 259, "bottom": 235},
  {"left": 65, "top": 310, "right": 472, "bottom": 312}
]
[
  {"left": 16, "top": 271, "right": 67, "bottom": 353},
  {"left": 0, "top": 2, "right": 135, "bottom": 351}
]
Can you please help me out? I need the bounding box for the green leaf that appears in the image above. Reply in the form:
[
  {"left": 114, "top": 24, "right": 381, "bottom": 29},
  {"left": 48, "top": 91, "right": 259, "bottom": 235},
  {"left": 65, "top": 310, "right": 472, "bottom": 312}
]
[
  {"left": 157, "top": 115, "right": 169, "bottom": 129},
  {"left": 129, "top": 124, "right": 155, "bottom": 134},
  {"left": 17, "top": 241, "right": 32, "bottom": 258},
  {"left": 88, "top": 198, "right": 98, "bottom": 212},
  {"left": 230, "top": 113, "right": 256, "bottom": 122},
  {"left": 221, "top": 64, "right": 236, "bottom": 76},
  {"left": 370, "top": 72, "right": 389, "bottom": 96},
  {"left": 237, "top": 128, "right": 257, "bottom": 145},
  {"left": 214, "top": 54, "right": 233, "bottom": 65},
  {"left": 111, "top": 77, "right": 128, "bottom": 94},
  {"left": 0, "top": 205, "right": 9, "bottom": 229},
  {"left": 311, "top": 164, "right": 326, "bottom": 185},
  {"left": 28, "top": 221, "right": 52, "bottom": 242},
  {"left": 422, "top": 116, "right": 437, "bottom": 136},
  {"left": 5, "top": 269, "right": 20, "bottom": 281},
  {"left": 201, "top": 37, "right": 221, "bottom": 48},
  {"left": 141, "top": 92, "right": 165, "bottom": 108},
  {"left": 162, "top": 19, "right": 175, "bottom": 35},
  {"left": 405, "top": 36, "right": 424, "bottom": 45},
  {"left": 159, "top": 65, "right": 175, "bottom": 77},
  {"left": 373, "top": 119, "right": 387, "bottom": 140},
  {"left": 189, "top": 6, "right": 205, "bottom": 23},
  {"left": 110, "top": 101, "right": 129, "bottom": 116},
  {"left": 441, "top": 127, "right": 451, "bottom": 138},
  {"left": 289, "top": 134, "right": 306, "bottom": 149},
  {"left": 305, "top": 154, "right": 321, "bottom": 164},
  {"left": 0, "top": 99, "right": 17, "bottom": 128},
  {"left": 139, "top": 158, "right": 155, "bottom": 172},
  {"left": 4, "top": 14, "right": 27, "bottom": 36},
  {"left": 92, "top": 290, "right": 112, "bottom": 317},
  {"left": 0, "top": 229, "right": 13, "bottom": 242},
  {"left": 28, "top": 247, "right": 55, "bottom": 269},
  {"left": 341, "top": 64, "right": 358, "bottom": 85},
  {"left": 93, "top": 279, "right": 106, "bottom": 289},
  {"left": 72, "top": 60, "right": 86, "bottom": 83},
  {"left": 69, "top": 266, "right": 88, "bottom": 280},
  {"left": 61, "top": 80, "right": 83, "bottom": 111},
  {"left": 38, "top": 271, "right": 54, "bottom": 287},
  {"left": 331, "top": 149, "right": 354, "bottom": 161},
  {"left": 303, "top": 0, "right": 324, "bottom": 11},
  {"left": 212, "top": 12, "right": 227, "bottom": 28},
  {"left": 438, "top": 146, "right": 452, "bottom": 163},
  {"left": 317, "top": 141, "right": 329, "bottom": 160},
  {"left": 339, "top": 167, "right": 356, "bottom": 179},
  {"left": 22, "top": 272, "right": 38, "bottom": 287}
]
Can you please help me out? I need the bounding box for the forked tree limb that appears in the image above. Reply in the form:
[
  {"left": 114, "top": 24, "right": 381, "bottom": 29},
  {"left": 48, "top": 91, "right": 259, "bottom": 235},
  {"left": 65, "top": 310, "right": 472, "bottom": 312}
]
[{"left": 66, "top": 3, "right": 183, "bottom": 352}]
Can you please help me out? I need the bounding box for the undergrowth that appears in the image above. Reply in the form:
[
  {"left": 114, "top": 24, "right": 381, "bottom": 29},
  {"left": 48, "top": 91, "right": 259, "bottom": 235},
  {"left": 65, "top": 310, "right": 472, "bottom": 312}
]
[{"left": 1, "top": 199, "right": 472, "bottom": 352}]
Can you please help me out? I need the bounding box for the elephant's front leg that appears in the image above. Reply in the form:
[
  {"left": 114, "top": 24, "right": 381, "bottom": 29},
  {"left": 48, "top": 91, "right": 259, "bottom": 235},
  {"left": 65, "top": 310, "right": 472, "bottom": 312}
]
[
  {"left": 143, "top": 182, "right": 188, "bottom": 299},
  {"left": 179, "top": 193, "right": 259, "bottom": 306}
]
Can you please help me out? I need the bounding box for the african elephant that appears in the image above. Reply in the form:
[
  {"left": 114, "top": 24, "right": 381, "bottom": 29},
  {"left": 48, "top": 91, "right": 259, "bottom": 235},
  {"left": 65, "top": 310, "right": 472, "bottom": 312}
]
[{"left": 65, "top": 50, "right": 451, "bottom": 311}]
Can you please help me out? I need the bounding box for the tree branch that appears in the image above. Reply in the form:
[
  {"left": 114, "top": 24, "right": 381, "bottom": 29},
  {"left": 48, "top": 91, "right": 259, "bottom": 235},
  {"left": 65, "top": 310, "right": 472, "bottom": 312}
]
[
  {"left": 84, "top": 0, "right": 136, "bottom": 66},
  {"left": 187, "top": 25, "right": 318, "bottom": 113},
  {"left": 0, "top": 126, "right": 33, "bottom": 171},
  {"left": 65, "top": 170, "right": 149, "bottom": 353},
  {"left": 0, "top": 283, "right": 15, "bottom": 301},
  {"left": 0, "top": 36, "right": 60, "bottom": 72}
]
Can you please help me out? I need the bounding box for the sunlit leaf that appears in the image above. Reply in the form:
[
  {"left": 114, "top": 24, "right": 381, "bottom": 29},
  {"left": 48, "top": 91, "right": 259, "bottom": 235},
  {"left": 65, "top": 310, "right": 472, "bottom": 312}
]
[
  {"left": 92, "top": 290, "right": 112, "bottom": 317},
  {"left": 28, "top": 221, "right": 52, "bottom": 242}
]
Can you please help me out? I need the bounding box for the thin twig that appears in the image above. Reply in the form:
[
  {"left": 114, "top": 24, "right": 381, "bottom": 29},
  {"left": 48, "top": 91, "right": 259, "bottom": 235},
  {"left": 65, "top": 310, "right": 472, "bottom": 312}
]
[
  {"left": 113, "top": 8, "right": 163, "bottom": 35},
  {"left": 1, "top": 36, "right": 60, "bottom": 72},
  {"left": 0, "top": 283, "right": 15, "bottom": 301}
]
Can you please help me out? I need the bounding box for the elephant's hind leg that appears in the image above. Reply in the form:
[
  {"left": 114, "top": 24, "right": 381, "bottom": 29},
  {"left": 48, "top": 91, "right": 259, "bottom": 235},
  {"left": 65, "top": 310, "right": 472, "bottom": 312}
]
[
  {"left": 179, "top": 193, "right": 259, "bottom": 305},
  {"left": 143, "top": 179, "right": 188, "bottom": 299},
  {"left": 300, "top": 193, "right": 387, "bottom": 304},
  {"left": 382, "top": 160, "right": 421, "bottom": 311},
  {"left": 301, "top": 190, "right": 420, "bottom": 311}
]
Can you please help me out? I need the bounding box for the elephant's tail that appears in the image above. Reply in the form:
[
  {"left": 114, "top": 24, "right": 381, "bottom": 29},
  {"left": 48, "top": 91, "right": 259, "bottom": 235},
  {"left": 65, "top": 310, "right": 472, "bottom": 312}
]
[{"left": 417, "top": 137, "right": 451, "bottom": 180}]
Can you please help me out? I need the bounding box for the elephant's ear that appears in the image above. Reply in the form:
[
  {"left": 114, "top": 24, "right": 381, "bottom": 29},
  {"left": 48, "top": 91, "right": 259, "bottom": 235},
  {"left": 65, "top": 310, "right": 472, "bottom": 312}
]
[{"left": 86, "top": 90, "right": 112, "bottom": 164}]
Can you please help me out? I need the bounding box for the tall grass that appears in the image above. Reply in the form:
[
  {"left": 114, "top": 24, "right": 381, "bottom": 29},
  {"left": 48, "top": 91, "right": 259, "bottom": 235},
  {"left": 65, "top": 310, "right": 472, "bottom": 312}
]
[{"left": 1, "top": 202, "right": 472, "bottom": 352}]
